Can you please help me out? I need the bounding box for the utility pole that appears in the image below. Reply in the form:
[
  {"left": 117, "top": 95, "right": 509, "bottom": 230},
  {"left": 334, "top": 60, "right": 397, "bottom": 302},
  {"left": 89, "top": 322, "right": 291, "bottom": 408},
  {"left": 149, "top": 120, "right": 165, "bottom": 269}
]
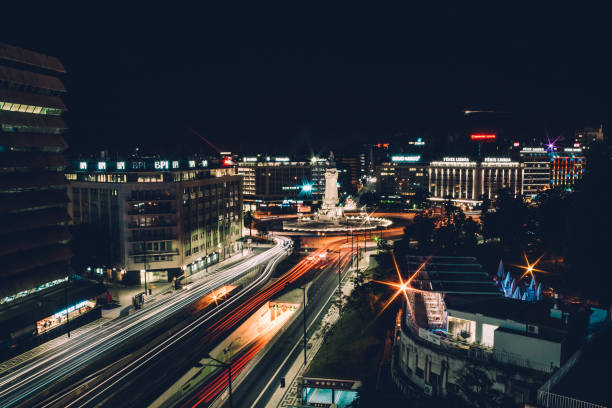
[
  {"left": 140, "top": 202, "right": 148, "bottom": 295},
  {"left": 64, "top": 277, "right": 70, "bottom": 338},
  {"left": 300, "top": 286, "right": 307, "bottom": 366}
]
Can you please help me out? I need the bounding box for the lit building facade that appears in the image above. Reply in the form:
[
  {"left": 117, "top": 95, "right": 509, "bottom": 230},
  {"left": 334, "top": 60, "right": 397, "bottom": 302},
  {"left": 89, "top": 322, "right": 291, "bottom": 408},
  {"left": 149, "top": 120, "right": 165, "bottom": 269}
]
[
  {"left": 376, "top": 154, "right": 427, "bottom": 207},
  {"left": 66, "top": 159, "right": 243, "bottom": 283},
  {"left": 428, "top": 158, "right": 479, "bottom": 205},
  {"left": 550, "top": 148, "right": 586, "bottom": 191},
  {"left": 237, "top": 156, "right": 324, "bottom": 212},
  {"left": 428, "top": 157, "right": 523, "bottom": 207},
  {"left": 0, "top": 44, "right": 105, "bottom": 346},
  {"left": 519, "top": 147, "right": 550, "bottom": 200},
  {"left": 392, "top": 256, "right": 581, "bottom": 405}
]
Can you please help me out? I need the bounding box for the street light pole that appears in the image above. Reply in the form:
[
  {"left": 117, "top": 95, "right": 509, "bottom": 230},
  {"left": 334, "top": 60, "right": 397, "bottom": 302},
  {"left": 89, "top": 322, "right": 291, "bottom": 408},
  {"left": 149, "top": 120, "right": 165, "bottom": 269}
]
[
  {"left": 206, "top": 354, "right": 233, "bottom": 408},
  {"left": 300, "top": 286, "right": 307, "bottom": 366},
  {"left": 64, "top": 277, "right": 70, "bottom": 338}
]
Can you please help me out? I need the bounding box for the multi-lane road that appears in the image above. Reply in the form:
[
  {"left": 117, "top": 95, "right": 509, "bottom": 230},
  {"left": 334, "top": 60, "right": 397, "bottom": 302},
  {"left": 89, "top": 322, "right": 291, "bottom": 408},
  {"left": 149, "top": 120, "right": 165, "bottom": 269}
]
[{"left": 0, "top": 236, "right": 292, "bottom": 408}]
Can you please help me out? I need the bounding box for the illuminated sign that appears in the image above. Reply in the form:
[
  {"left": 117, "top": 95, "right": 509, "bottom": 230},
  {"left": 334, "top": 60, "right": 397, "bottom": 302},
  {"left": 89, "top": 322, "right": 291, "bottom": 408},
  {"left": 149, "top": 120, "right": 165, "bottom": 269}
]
[
  {"left": 220, "top": 151, "right": 231, "bottom": 155},
  {"left": 391, "top": 155, "right": 421, "bottom": 162},
  {"left": 154, "top": 160, "right": 169, "bottom": 170},
  {"left": 116, "top": 161, "right": 126, "bottom": 170},
  {"left": 172, "top": 161, "right": 179, "bottom": 169},
  {"left": 484, "top": 157, "right": 511, "bottom": 162},
  {"left": 513, "top": 142, "right": 520, "bottom": 147},
  {"left": 470, "top": 133, "right": 497, "bottom": 141},
  {"left": 188, "top": 160, "right": 196, "bottom": 168},
  {"left": 275, "top": 157, "right": 290, "bottom": 162},
  {"left": 573, "top": 143, "right": 580, "bottom": 148},
  {"left": 201, "top": 160, "right": 208, "bottom": 167},
  {"left": 222, "top": 157, "right": 233, "bottom": 166},
  {"left": 564, "top": 148, "right": 582, "bottom": 153},
  {"left": 443, "top": 157, "right": 469, "bottom": 162},
  {"left": 79, "top": 161, "right": 87, "bottom": 170},
  {"left": 97, "top": 162, "right": 106, "bottom": 170},
  {"left": 243, "top": 157, "right": 258, "bottom": 162}
]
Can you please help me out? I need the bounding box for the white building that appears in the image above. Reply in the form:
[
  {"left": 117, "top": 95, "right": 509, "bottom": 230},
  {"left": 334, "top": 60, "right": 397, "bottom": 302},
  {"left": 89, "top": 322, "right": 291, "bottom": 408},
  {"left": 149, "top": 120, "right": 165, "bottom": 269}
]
[
  {"left": 66, "top": 159, "right": 243, "bottom": 284},
  {"left": 393, "top": 256, "right": 577, "bottom": 404},
  {"left": 427, "top": 157, "right": 523, "bottom": 207}
]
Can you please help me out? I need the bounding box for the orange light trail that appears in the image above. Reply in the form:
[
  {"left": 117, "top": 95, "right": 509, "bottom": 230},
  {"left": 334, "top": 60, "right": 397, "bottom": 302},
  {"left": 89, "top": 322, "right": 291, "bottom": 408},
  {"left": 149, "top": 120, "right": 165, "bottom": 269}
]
[{"left": 181, "top": 238, "right": 351, "bottom": 407}]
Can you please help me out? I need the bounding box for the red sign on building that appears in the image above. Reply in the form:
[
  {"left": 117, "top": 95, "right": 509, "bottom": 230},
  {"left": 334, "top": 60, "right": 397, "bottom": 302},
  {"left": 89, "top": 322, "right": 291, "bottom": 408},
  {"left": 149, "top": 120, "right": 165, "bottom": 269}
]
[{"left": 470, "top": 133, "right": 497, "bottom": 141}]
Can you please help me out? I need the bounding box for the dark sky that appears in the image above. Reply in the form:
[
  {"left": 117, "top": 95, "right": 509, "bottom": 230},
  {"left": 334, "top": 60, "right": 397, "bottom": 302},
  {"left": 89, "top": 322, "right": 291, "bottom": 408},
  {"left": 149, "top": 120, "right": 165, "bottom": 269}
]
[{"left": 4, "top": 4, "right": 611, "bottom": 157}]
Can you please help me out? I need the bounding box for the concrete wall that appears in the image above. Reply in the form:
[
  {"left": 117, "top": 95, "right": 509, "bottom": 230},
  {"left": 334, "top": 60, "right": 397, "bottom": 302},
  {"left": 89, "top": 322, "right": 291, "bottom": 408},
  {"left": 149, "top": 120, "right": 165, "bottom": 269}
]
[{"left": 494, "top": 330, "right": 562, "bottom": 369}]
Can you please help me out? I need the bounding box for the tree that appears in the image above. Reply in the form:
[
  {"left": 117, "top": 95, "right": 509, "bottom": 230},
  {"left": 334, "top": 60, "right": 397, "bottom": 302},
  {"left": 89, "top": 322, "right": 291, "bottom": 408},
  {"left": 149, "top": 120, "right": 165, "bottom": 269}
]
[
  {"left": 481, "top": 188, "right": 529, "bottom": 251},
  {"left": 412, "top": 188, "right": 431, "bottom": 209},
  {"left": 243, "top": 210, "right": 254, "bottom": 237},
  {"left": 456, "top": 363, "right": 505, "bottom": 408},
  {"left": 403, "top": 214, "right": 435, "bottom": 252}
]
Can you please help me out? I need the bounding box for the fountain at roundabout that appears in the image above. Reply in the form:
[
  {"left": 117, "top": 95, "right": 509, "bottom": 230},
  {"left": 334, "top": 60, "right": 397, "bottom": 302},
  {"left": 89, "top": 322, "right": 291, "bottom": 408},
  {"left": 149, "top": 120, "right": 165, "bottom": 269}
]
[{"left": 282, "top": 152, "right": 392, "bottom": 233}]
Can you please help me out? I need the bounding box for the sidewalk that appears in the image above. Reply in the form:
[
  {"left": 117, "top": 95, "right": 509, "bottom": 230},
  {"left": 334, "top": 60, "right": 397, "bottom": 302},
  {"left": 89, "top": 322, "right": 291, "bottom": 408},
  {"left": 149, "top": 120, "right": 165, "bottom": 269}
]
[
  {"left": 0, "top": 247, "right": 262, "bottom": 376},
  {"left": 264, "top": 252, "right": 375, "bottom": 408}
]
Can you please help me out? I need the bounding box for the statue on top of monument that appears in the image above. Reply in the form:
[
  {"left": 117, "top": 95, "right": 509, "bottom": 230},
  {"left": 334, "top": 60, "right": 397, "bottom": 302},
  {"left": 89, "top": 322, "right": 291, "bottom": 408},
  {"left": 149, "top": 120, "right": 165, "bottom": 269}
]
[{"left": 327, "top": 151, "right": 336, "bottom": 168}]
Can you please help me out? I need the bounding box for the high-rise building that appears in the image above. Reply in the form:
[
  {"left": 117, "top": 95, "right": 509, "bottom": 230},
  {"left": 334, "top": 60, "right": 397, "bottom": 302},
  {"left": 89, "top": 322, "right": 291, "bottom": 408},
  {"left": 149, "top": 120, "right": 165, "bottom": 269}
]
[
  {"left": 363, "top": 143, "right": 390, "bottom": 177},
  {"left": 376, "top": 154, "right": 427, "bottom": 207},
  {"left": 0, "top": 44, "right": 105, "bottom": 346},
  {"left": 519, "top": 147, "right": 550, "bottom": 200},
  {"left": 337, "top": 155, "right": 361, "bottom": 193},
  {"left": 237, "top": 156, "right": 322, "bottom": 212},
  {"left": 66, "top": 158, "right": 243, "bottom": 283},
  {"left": 550, "top": 148, "right": 586, "bottom": 191}
]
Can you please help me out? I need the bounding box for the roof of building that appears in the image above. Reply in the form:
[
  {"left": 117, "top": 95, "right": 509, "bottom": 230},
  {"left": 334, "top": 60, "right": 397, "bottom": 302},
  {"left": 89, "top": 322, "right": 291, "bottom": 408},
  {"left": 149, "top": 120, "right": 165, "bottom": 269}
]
[
  {"left": 0, "top": 43, "right": 66, "bottom": 73},
  {"left": 406, "top": 255, "right": 501, "bottom": 296},
  {"left": 445, "top": 295, "right": 566, "bottom": 330}
]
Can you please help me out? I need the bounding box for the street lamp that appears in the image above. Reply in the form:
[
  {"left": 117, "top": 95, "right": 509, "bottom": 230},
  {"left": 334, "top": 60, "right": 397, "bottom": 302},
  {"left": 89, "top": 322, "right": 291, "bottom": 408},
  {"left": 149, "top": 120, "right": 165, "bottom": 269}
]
[
  {"left": 299, "top": 286, "right": 307, "bottom": 366},
  {"left": 204, "top": 353, "right": 233, "bottom": 408}
]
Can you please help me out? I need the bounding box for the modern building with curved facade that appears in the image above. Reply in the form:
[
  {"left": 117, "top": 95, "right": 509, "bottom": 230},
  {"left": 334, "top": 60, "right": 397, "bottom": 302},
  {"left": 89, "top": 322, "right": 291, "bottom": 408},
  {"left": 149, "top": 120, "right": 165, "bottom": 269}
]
[{"left": 0, "top": 43, "right": 104, "bottom": 346}]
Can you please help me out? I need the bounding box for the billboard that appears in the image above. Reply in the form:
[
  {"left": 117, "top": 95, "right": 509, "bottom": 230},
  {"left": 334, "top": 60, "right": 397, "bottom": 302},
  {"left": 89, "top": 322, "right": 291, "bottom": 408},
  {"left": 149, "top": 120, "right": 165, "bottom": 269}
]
[{"left": 470, "top": 133, "right": 497, "bottom": 141}]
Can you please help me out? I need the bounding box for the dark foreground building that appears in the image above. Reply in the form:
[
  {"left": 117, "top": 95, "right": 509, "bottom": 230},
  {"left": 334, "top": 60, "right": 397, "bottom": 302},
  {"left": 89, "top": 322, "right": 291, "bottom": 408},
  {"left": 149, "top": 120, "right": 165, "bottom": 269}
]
[{"left": 0, "top": 43, "right": 104, "bottom": 348}]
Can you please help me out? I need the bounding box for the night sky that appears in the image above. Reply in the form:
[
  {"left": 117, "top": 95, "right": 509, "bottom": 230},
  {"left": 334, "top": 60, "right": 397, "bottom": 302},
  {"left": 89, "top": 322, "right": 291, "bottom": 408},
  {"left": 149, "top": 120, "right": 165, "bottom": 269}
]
[{"left": 4, "top": 5, "right": 611, "bottom": 157}]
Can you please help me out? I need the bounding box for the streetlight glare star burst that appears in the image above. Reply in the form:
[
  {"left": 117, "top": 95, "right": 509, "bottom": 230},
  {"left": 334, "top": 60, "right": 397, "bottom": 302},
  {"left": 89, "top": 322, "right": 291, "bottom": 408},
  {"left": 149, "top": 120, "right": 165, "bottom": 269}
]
[
  {"left": 373, "top": 252, "right": 428, "bottom": 317},
  {"left": 513, "top": 252, "right": 548, "bottom": 281}
]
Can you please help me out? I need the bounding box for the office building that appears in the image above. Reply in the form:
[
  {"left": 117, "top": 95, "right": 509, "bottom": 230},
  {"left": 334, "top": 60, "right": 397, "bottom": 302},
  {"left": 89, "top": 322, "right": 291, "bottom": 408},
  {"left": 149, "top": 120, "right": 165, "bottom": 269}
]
[
  {"left": 237, "top": 156, "right": 323, "bottom": 212},
  {"left": 376, "top": 154, "right": 427, "bottom": 207},
  {"left": 519, "top": 147, "right": 550, "bottom": 200},
  {"left": 66, "top": 158, "right": 243, "bottom": 283},
  {"left": 550, "top": 148, "right": 586, "bottom": 191},
  {"left": 428, "top": 157, "right": 523, "bottom": 207},
  {"left": 0, "top": 43, "right": 104, "bottom": 346}
]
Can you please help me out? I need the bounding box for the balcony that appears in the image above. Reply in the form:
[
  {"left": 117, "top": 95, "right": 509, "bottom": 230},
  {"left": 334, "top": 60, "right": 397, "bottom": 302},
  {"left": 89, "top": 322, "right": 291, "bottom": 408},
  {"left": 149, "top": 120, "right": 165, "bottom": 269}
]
[
  {"left": 127, "top": 195, "right": 176, "bottom": 202},
  {"left": 400, "top": 311, "right": 555, "bottom": 373},
  {"left": 127, "top": 208, "right": 175, "bottom": 215},
  {"left": 127, "top": 222, "right": 177, "bottom": 229},
  {"left": 128, "top": 249, "right": 179, "bottom": 256}
]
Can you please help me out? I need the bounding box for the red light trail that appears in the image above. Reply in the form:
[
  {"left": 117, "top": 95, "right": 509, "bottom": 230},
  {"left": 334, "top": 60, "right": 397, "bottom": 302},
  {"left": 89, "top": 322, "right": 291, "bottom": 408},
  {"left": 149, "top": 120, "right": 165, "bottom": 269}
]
[{"left": 182, "top": 239, "right": 352, "bottom": 407}]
